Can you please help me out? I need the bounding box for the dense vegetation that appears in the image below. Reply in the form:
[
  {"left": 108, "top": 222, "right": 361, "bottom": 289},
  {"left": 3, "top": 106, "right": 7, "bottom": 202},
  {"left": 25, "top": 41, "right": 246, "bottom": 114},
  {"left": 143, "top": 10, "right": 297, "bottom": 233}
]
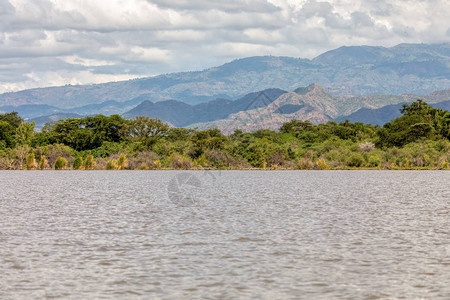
[{"left": 0, "top": 100, "right": 449, "bottom": 170}]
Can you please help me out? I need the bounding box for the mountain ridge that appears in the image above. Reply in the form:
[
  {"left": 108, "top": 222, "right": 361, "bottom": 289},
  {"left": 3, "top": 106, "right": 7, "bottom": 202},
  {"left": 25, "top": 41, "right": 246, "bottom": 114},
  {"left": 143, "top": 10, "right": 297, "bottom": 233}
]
[
  {"left": 334, "top": 100, "right": 450, "bottom": 125},
  {"left": 185, "top": 85, "right": 450, "bottom": 134},
  {"left": 0, "top": 43, "right": 448, "bottom": 108},
  {"left": 15, "top": 84, "right": 450, "bottom": 131}
]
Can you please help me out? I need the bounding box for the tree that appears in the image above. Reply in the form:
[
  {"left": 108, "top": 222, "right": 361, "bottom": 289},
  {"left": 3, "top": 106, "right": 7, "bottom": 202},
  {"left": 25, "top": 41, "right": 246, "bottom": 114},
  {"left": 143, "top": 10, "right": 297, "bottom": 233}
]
[
  {"left": 378, "top": 100, "right": 448, "bottom": 147},
  {"left": 127, "top": 117, "right": 169, "bottom": 139},
  {"left": 45, "top": 115, "right": 129, "bottom": 151},
  {"left": 280, "top": 120, "right": 314, "bottom": 134},
  {"left": 0, "top": 121, "right": 16, "bottom": 149},
  {"left": 15, "top": 121, "right": 35, "bottom": 146},
  {"left": 0, "top": 112, "right": 22, "bottom": 128},
  {"left": 0, "top": 112, "right": 23, "bottom": 149}
]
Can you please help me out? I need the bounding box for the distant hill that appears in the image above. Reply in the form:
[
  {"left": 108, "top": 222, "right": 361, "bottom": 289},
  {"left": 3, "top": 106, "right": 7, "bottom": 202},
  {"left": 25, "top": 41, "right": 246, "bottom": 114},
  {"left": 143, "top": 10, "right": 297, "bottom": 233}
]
[
  {"left": 0, "top": 43, "right": 448, "bottom": 108},
  {"left": 335, "top": 100, "right": 450, "bottom": 126},
  {"left": 30, "top": 113, "right": 84, "bottom": 130},
  {"left": 0, "top": 96, "right": 149, "bottom": 120},
  {"left": 0, "top": 104, "right": 62, "bottom": 119}
]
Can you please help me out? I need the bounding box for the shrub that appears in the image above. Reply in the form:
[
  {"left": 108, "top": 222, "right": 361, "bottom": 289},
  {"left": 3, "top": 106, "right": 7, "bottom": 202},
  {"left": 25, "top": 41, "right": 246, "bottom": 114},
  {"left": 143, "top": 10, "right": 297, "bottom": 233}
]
[
  {"left": 54, "top": 156, "right": 68, "bottom": 170},
  {"left": 265, "top": 151, "right": 286, "bottom": 167},
  {"left": 347, "top": 153, "right": 364, "bottom": 167},
  {"left": 43, "top": 144, "right": 74, "bottom": 167},
  {"left": 154, "top": 160, "right": 162, "bottom": 169},
  {"left": 73, "top": 156, "right": 84, "bottom": 170},
  {"left": 0, "top": 155, "right": 14, "bottom": 170},
  {"left": 94, "top": 157, "right": 106, "bottom": 170},
  {"left": 26, "top": 153, "right": 37, "bottom": 170},
  {"left": 193, "top": 154, "right": 208, "bottom": 168},
  {"left": 127, "top": 151, "right": 159, "bottom": 170},
  {"left": 12, "top": 145, "right": 31, "bottom": 169},
  {"left": 382, "top": 162, "right": 391, "bottom": 169},
  {"left": 414, "top": 156, "right": 424, "bottom": 167},
  {"left": 107, "top": 159, "right": 118, "bottom": 170},
  {"left": 297, "top": 158, "right": 314, "bottom": 170},
  {"left": 117, "top": 154, "right": 128, "bottom": 170},
  {"left": 359, "top": 141, "right": 375, "bottom": 152},
  {"left": 316, "top": 159, "right": 329, "bottom": 170},
  {"left": 39, "top": 155, "right": 48, "bottom": 170},
  {"left": 403, "top": 157, "right": 410, "bottom": 168},
  {"left": 324, "top": 149, "right": 341, "bottom": 162},
  {"left": 169, "top": 153, "right": 192, "bottom": 169},
  {"left": 368, "top": 155, "right": 381, "bottom": 167},
  {"left": 84, "top": 154, "right": 95, "bottom": 170},
  {"left": 205, "top": 150, "right": 234, "bottom": 168},
  {"left": 438, "top": 156, "right": 448, "bottom": 169}
]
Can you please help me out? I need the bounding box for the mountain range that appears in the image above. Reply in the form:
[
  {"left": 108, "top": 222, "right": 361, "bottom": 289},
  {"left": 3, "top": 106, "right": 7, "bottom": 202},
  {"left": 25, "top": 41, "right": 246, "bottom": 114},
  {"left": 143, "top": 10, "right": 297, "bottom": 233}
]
[
  {"left": 334, "top": 100, "right": 450, "bottom": 125},
  {"left": 0, "top": 43, "right": 449, "bottom": 109},
  {"left": 0, "top": 43, "right": 449, "bottom": 131},
  {"left": 1, "top": 83, "right": 446, "bottom": 132},
  {"left": 188, "top": 84, "right": 450, "bottom": 134}
]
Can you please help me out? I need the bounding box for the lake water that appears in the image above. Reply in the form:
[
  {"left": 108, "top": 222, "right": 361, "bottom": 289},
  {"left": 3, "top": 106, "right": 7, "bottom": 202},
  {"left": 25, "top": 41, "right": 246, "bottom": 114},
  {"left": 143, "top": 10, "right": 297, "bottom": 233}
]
[{"left": 0, "top": 170, "right": 449, "bottom": 299}]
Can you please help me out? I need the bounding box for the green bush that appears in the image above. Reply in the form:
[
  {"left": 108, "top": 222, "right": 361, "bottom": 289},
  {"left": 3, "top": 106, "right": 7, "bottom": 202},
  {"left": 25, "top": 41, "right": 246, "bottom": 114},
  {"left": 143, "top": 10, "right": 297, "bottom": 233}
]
[
  {"left": 347, "top": 153, "right": 364, "bottom": 167},
  {"left": 117, "top": 154, "right": 128, "bottom": 170},
  {"left": 39, "top": 155, "right": 47, "bottom": 170},
  {"left": 55, "top": 156, "right": 68, "bottom": 170},
  {"left": 84, "top": 154, "right": 95, "bottom": 169},
  {"left": 73, "top": 156, "right": 84, "bottom": 170},
  {"left": 26, "top": 153, "right": 37, "bottom": 170},
  {"left": 107, "top": 159, "right": 118, "bottom": 170},
  {"left": 316, "top": 159, "right": 329, "bottom": 170},
  {"left": 368, "top": 155, "right": 381, "bottom": 167}
]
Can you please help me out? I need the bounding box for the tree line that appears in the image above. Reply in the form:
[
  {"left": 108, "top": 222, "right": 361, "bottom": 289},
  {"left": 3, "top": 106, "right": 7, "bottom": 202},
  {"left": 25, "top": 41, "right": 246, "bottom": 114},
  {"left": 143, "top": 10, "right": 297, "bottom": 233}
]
[{"left": 0, "top": 100, "right": 449, "bottom": 170}]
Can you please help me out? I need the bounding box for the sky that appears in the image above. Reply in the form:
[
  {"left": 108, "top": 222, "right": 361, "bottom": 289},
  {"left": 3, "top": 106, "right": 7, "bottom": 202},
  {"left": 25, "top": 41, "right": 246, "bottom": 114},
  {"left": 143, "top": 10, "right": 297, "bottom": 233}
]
[{"left": 0, "top": 0, "right": 449, "bottom": 94}]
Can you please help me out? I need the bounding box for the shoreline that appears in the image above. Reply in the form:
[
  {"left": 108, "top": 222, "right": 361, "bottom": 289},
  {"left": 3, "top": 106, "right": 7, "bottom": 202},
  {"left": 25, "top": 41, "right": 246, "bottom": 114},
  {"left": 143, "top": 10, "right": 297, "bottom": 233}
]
[{"left": 1, "top": 167, "right": 448, "bottom": 171}]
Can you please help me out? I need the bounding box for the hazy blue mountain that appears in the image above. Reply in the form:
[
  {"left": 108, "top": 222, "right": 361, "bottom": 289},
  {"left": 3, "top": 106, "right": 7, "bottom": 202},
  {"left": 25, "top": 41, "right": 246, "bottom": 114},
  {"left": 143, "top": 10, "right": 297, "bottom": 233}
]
[
  {"left": 30, "top": 113, "right": 84, "bottom": 130},
  {"left": 0, "top": 104, "right": 62, "bottom": 119},
  {"left": 0, "top": 94, "right": 158, "bottom": 120},
  {"left": 67, "top": 96, "right": 147, "bottom": 116},
  {"left": 0, "top": 43, "right": 448, "bottom": 108},
  {"left": 434, "top": 100, "right": 450, "bottom": 111},
  {"left": 335, "top": 100, "right": 450, "bottom": 125}
]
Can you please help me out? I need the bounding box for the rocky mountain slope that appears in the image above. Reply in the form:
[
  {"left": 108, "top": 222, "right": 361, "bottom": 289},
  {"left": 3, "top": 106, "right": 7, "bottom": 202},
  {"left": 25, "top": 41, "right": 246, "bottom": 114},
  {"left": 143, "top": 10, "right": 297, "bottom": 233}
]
[
  {"left": 188, "top": 85, "right": 450, "bottom": 133},
  {"left": 122, "top": 88, "right": 286, "bottom": 127}
]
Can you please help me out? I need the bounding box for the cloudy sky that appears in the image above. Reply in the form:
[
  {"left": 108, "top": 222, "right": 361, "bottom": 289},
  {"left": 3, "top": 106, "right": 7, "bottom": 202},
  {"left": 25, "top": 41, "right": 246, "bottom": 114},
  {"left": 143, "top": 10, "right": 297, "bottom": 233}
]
[{"left": 0, "top": 0, "right": 448, "bottom": 94}]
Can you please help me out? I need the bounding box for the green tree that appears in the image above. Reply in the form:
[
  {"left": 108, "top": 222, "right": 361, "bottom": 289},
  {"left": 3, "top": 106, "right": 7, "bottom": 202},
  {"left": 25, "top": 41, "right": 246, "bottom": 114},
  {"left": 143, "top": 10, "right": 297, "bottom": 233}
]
[
  {"left": 378, "top": 100, "right": 448, "bottom": 147},
  {"left": 15, "top": 121, "right": 35, "bottom": 146},
  {"left": 127, "top": 117, "right": 169, "bottom": 148},
  {"left": 128, "top": 117, "right": 169, "bottom": 139},
  {"left": 0, "top": 112, "right": 23, "bottom": 149}
]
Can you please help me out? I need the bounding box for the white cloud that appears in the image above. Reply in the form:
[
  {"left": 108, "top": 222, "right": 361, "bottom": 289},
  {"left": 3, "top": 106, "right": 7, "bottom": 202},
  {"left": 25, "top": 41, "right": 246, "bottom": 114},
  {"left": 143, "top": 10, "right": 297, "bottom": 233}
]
[
  {"left": 0, "top": 0, "right": 448, "bottom": 94},
  {"left": 61, "top": 56, "right": 116, "bottom": 67}
]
